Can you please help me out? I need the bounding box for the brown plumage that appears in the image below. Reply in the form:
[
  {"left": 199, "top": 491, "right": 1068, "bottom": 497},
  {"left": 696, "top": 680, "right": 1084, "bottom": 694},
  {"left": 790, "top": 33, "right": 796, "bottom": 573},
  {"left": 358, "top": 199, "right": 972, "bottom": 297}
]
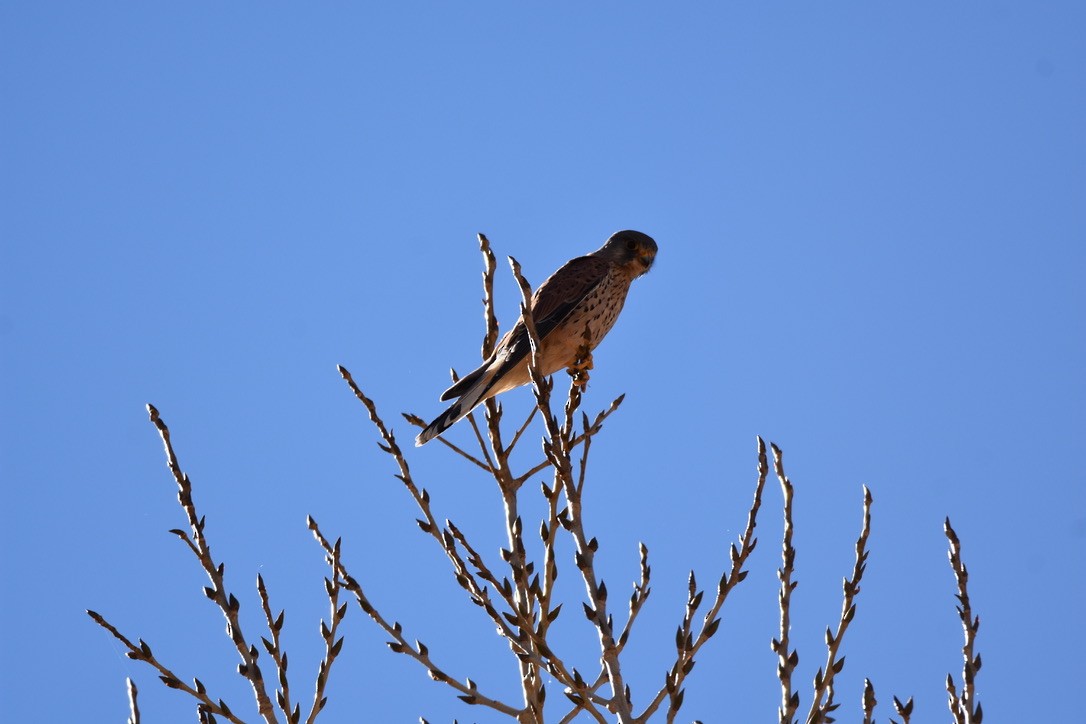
[{"left": 416, "top": 230, "right": 657, "bottom": 446}]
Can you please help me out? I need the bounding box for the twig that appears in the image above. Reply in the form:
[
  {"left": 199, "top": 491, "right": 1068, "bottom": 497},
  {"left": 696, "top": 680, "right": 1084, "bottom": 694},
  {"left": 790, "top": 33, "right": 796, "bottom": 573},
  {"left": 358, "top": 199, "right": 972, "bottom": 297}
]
[
  {"left": 772, "top": 443, "right": 800, "bottom": 724},
  {"left": 508, "top": 406, "right": 538, "bottom": 452},
  {"left": 126, "top": 678, "right": 140, "bottom": 724},
  {"left": 513, "top": 393, "right": 624, "bottom": 486},
  {"left": 470, "top": 405, "right": 501, "bottom": 472},
  {"left": 478, "top": 233, "right": 500, "bottom": 360},
  {"left": 634, "top": 436, "right": 768, "bottom": 723},
  {"left": 307, "top": 517, "right": 523, "bottom": 718},
  {"left": 861, "top": 678, "right": 876, "bottom": 724},
  {"left": 88, "top": 405, "right": 281, "bottom": 722},
  {"left": 508, "top": 256, "right": 630, "bottom": 722},
  {"left": 945, "top": 518, "right": 983, "bottom": 724},
  {"left": 257, "top": 574, "right": 295, "bottom": 723},
  {"left": 339, "top": 367, "right": 490, "bottom": 608},
  {"left": 499, "top": 496, "right": 541, "bottom": 715},
  {"left": 149, "top": 404, "right": 279, "bottom": 722},
  {"left": 806, "top": 486, "right": 873, "bottom": 724},
  {"left": 617, "top": 542, "right": 652, "bottom": 656},
  {"left": 502, "top": 257, "right": 607, "bottom": 720},
  {"left": 86, "top": 610, "right": 246, "bottom": 724},
  {"left": 89, "top": 405, "right": 356, "bottom": 723},
  {"left": 337, "top": 239, "right": 614, "bottom": 722},
  {"left": 402, "top": 411, "right": 493, "bottom": 473},
  {"left": 337, "top": 234, "right": 793, "bottom": 721},
  {"left": 339, "top": 365, "right": 545, "bottom": 671},
  {"left": 893, "top": 694, "right": 914, "bottom": 723},
  {"left": 305, "top": 542, "right": 347, "bottom": 724}
]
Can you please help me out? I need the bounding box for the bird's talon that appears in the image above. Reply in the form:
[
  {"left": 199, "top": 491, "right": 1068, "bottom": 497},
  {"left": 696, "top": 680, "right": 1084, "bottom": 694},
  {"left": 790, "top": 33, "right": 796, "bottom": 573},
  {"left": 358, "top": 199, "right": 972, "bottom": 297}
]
[
  {"left": 568, "top": 348, "right": 594, "bottom": 373},
  {"left": 567, "top": 349, "right": 593, "bottom": 388},
  {"left": 567, "top": 369, "right": 591, "bottom": 388}
]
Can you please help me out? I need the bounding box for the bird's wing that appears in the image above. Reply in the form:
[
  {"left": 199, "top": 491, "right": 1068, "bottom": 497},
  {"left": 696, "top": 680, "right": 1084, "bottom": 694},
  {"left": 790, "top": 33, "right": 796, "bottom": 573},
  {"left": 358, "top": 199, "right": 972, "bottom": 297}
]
[
  {"left": 439, "top": 256, "right": 609, "bottom": 403},
  {"left": 421, "top": 256, "right": 610, "bottom": 444},
  {"left": 487, "top": 255, "right": 611, "bottom": 377}
]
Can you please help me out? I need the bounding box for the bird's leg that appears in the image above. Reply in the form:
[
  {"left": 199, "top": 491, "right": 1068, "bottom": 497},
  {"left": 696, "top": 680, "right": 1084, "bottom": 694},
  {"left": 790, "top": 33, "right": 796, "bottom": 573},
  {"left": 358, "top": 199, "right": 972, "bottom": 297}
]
[
  {"left": 566, "top": 348, "right": 594, "bottom": 388},
  {"left": 566, "top": 325, "right": 594, "bottom": 388}
]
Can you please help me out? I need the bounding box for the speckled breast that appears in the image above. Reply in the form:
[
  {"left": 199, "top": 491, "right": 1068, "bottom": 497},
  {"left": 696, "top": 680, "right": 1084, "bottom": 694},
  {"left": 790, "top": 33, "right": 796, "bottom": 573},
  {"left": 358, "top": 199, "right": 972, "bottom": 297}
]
[{"left": 560, "top": 268, "right": 631, "bottom": 350}]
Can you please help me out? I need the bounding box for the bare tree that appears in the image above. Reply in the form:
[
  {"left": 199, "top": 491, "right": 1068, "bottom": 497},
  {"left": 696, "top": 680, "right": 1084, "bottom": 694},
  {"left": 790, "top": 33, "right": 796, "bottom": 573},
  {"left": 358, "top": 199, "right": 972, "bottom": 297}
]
[{"left": 89, "top": 233, "right": 983, "bottom": 723}]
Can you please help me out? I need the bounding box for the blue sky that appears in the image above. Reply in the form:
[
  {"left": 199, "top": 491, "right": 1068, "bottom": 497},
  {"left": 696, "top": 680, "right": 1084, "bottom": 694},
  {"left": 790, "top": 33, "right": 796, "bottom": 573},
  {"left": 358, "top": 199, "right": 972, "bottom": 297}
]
[{"left": 2, "top": 3, "right": 1083, "bottom": 722}]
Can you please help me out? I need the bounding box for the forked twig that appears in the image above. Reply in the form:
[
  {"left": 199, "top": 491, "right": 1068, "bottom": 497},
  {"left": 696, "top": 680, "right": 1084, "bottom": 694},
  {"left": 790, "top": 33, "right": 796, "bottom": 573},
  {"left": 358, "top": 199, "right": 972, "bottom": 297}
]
[
  {"left": 893, "top": 694, "right": 915, "bottom": 723},
  {"left": 402, "top": 411, "right": 493, "bottom": 473}
]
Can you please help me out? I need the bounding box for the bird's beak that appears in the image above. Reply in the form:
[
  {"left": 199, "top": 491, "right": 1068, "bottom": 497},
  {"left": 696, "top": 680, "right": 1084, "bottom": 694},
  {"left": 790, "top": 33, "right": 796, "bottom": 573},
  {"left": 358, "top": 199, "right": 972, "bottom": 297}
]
[{"left": 639, "top": 254, "right": 655, "bottom": 272}]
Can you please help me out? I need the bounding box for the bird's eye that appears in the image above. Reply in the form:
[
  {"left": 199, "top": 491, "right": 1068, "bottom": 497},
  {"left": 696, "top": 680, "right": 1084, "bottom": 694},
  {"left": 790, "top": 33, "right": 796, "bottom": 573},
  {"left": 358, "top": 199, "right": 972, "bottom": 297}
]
[{"left": 625, "top": 239, "right": 638, "bottom": 251}]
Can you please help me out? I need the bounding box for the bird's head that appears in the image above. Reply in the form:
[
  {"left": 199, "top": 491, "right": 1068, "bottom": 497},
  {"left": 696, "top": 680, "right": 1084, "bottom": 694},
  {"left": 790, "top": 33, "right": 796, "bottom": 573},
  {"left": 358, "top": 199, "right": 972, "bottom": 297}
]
[{"left": 595, "top": 230, "right": 658, "bottom": 276}]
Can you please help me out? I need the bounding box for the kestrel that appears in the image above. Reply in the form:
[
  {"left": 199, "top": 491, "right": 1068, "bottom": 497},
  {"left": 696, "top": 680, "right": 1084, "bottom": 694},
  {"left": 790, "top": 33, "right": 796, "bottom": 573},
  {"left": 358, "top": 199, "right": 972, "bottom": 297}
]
[{"left": 416, "top": 229, "right": 657, "bottom": 446}]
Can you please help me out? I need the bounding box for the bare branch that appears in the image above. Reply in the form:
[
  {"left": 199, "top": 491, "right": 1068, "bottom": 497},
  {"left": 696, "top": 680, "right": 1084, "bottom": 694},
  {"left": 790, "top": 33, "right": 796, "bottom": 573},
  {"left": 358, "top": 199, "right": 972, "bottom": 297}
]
[
  {"left": 512, "top": 393, "right": 623, "bottom": 486},
  {"left": 861, "top": 678, "right": 876, "bottom": 724},
  {"left": 305, "top": 542, "right": 348, "bottom": 724},
  {"left": 635, "top": 437, "right": 768, "bottom": 722},
  {"left": 616, "top": 542, "right": 652, "bottom": 656},
  {"left": 93, "top": 231, "right": 980, "bottom": 723},
  {"left": 772, "top": 442, "right": 800, "bottom": 724},
  {"left": 87, "top": 610, "right": 246, "bottom": 724},
  {"left": 307, "top": 517, "right": 523, "bottom": 718},
  {"left": 945, "top": 518, "right": 983, "bottom": 724},
  {"left": 478, "top": 232, "right": 499, "bottom": 360},
  {"left": 806, "top": 486, "right": 874, "bottom": 724},
  {"left": 402, "top": 411, "right": 494, "bottom": 473},
  {"left": 338, "top": 366, "right": 498, "bottom": 618},
  {"left": 126, "top": 678, "right": 140, "bottom": 724},
  {"left": 505, "top": 255, "right": 618, "bottom": 721},
  {"left": 140, "top": 405, "right": 280, "bottom": 722},
  {"left": 335, "top": 241, "right": 615, "bottom": 721},
  {"left": 257, "top": 574, "right": 294, "bottom": 723}
]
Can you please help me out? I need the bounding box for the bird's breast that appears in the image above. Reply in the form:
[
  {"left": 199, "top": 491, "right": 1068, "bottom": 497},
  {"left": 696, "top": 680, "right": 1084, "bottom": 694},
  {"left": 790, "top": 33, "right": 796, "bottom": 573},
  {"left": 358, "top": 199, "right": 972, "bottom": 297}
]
[{"left": 543, "top": 269, "right": 631, "bottom": 366}]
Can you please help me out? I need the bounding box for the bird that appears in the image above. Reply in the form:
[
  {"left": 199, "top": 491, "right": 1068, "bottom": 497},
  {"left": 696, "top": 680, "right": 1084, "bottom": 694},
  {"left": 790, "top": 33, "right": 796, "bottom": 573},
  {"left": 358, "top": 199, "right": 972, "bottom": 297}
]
[{"left": 415, "top": 229, "right": 657, "bottom": 446}]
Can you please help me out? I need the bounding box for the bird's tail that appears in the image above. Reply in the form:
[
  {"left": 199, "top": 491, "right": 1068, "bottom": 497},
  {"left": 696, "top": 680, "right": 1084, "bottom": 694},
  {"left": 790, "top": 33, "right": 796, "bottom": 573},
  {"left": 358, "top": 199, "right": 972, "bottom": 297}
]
[{"left": 415, "top": 370, "right": 494, "bottom": 446}]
